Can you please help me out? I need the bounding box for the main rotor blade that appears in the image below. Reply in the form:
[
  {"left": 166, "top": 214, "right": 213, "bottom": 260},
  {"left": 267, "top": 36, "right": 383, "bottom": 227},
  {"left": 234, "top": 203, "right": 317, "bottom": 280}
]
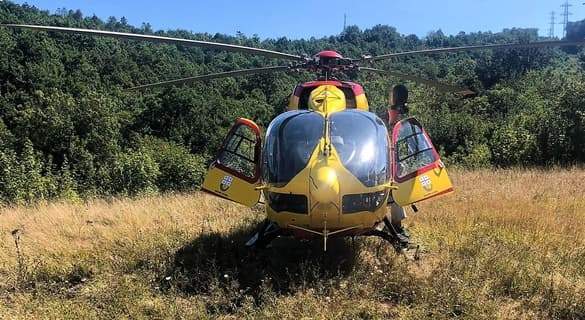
[
  {"left": 130, "top": 66, "right": 291, "bottom": 90},
  {"left": 359, "top": 67, "right": 474, "bottom": 96},
  {"left": 1, "top": 24, "right": 304, "bottom": 61},
  {"left": 364, "top": 40, "right": 585, "bottom": 61}
]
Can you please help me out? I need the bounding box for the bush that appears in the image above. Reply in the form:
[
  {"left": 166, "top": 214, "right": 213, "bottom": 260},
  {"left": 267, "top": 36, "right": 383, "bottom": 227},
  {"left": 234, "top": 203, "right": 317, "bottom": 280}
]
[
  {"left": 140, "top": 136, "right": 207, "bottom": 192},
  {"left": 0, "top": 140, "right": 55, "bottom": 204},
  {"left": 111, "top": 151, "right": 160, "bottom": 196}
]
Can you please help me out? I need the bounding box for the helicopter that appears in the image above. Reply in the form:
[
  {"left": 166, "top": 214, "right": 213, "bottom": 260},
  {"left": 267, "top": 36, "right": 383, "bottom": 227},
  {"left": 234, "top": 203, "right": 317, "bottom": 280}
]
[{"left": 2, "top": 24, "right": 585, "bottom": 251}]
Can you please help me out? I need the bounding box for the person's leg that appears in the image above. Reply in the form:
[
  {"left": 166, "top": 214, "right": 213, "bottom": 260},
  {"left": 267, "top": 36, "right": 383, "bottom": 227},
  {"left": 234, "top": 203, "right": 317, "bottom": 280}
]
[
  {"left": 390, "top": 202, "right": 410, "bottom": 245},
  {"left": 390, "top": 202, "right": 406, "bottom": 226}
]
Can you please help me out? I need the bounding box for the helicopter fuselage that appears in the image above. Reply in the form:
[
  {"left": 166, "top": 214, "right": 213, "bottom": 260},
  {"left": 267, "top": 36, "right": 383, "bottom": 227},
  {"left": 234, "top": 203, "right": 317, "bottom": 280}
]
[
  {"left": 267, "top": 82, "right": 388, "bottom": 240},
  {"left": 202, "top": 81, "right": 454, "bottom": 249}
]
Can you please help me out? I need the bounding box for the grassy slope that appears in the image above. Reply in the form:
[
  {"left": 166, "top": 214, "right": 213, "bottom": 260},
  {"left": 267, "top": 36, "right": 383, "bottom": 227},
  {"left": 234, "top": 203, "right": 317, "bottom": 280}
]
[{"left": 0, "top": 169, "right": 584, "bottom": 319}]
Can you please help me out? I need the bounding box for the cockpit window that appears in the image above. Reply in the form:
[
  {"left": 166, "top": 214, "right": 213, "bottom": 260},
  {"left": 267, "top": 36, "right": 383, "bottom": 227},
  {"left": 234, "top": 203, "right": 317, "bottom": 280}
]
[
  {"left": 263, "top": 111, "right": 324, "bottom": 186},
  {"left": 330, "top": 110, "right": 389, "bottom": 187}
]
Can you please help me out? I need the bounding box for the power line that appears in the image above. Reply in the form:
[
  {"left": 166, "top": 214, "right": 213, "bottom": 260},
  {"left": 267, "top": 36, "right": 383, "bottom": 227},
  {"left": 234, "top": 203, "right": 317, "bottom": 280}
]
[
  {"left": 549, "top": 11, "right": 556, "bottom": 38},
  {"left": 560, "top": 0, "right": 573, "bottom": 38}
]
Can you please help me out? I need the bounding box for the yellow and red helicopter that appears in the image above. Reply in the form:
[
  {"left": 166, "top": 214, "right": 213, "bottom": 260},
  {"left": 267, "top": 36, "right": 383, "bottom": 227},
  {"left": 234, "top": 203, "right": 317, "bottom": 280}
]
[{"left": 3, "top": 24, "right": 585, "bottom": 251}]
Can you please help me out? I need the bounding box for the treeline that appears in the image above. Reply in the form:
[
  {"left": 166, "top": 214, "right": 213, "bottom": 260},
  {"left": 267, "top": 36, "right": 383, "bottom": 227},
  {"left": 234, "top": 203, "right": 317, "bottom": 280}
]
[{"left": 0, "top": 1, "right": 584, "bottom": 204}]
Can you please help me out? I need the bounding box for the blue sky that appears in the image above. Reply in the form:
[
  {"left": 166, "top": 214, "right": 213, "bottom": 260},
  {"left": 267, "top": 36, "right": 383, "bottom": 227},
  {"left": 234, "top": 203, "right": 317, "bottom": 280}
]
[{"left": 12, "top": 0, "right": 585, "bottom": 39}]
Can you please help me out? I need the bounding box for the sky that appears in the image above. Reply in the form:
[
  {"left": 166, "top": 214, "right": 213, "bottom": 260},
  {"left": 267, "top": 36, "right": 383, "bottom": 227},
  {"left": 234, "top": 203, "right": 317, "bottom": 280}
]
[{"left": 10, "top": 0, "right": 585, "bottom": 39}]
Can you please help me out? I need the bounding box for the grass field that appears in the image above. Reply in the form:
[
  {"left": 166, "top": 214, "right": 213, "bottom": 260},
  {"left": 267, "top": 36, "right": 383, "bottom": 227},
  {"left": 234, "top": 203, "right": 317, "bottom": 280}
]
[{"left": 1, "top": 169, "right": 584, "bottom": 319}]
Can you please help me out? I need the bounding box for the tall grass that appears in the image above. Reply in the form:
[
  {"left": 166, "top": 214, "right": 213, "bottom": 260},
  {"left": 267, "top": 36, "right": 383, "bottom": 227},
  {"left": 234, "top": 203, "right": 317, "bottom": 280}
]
[{"left": 1, "top": 168, "right": 584, "bottom": 319}]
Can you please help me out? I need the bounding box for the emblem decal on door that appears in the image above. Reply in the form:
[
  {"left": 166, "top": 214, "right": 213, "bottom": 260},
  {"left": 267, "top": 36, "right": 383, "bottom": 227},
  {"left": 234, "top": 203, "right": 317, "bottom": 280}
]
[
  {"left": 419, "top": 175, "right": 432, "bottom": 192},
  {"left": 220, "top": 175, "right": 233, "bottom": 191}
]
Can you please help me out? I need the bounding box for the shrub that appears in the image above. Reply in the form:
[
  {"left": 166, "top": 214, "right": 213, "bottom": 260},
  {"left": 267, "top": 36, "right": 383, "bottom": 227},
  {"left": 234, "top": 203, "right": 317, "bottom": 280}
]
[
  {"left": 139, "top": 136, "right": 207, "bottom": 192},
  {"left": 111, "top": 151, "right": 160, "bottom": 196}
]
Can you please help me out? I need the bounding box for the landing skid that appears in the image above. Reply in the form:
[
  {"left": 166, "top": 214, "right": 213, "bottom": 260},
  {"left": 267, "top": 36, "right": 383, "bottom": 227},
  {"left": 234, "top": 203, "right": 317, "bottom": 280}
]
[
  {"left": 245, "top": 217, "right": 416, "bottom": 255},
  {"left": 245, "top": 220, "right": 281, "bottom": 249}
]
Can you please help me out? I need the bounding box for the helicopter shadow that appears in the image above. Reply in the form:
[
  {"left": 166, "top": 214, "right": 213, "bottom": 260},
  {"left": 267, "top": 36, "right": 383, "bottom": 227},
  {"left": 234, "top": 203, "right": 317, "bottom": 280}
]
[{"left": 164, "top": 222, "right": 360, "bottom": 297}]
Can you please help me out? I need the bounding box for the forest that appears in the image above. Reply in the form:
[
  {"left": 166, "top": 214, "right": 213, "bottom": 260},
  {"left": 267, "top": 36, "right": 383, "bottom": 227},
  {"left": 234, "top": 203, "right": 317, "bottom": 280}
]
[{"left": 1, "top": 1, "right": 584, "bottom": 204}]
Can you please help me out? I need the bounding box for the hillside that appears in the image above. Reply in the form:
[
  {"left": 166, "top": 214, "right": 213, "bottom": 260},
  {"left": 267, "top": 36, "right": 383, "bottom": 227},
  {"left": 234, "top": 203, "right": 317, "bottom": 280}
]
[
  {"left": 1, "top": 169, "right": 584, "bottom": 319},
  {"left": 1, "top": 1, "right": 585, "bottom": 204}
]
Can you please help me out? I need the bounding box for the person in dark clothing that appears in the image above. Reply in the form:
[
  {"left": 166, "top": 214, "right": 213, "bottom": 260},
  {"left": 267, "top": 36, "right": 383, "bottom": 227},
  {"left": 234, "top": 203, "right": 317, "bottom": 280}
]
[{"left": 377, "top": 84, "right": 410, "bottom": 246}]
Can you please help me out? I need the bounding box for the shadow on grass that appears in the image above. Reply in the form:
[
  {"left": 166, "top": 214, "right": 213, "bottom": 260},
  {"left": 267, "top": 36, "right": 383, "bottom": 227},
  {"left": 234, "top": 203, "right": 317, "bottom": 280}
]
[{"left": 163, "top": 222, "right": 360, "bottom": 297}]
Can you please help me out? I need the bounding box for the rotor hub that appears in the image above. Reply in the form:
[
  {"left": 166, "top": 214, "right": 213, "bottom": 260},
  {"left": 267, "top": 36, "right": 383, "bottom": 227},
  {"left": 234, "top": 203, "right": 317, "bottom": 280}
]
[
  {"left": 316, "top": 50, "right": 343, "bottom": 59},
  {"left": 301, "top": 50, "right": 355, "bottom": 77}
]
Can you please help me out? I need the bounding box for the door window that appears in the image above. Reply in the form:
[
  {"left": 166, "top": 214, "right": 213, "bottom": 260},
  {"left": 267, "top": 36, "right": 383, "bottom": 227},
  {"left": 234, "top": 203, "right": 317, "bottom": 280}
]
[
  {"left": 218, "top": 124, "right": 259, "bottom": 180},
  {"left": 216, "top": 119, "right": 261, "bottom": 182},
  {"left": 393, "top": 118, "right": 438, "bottom": 181}
]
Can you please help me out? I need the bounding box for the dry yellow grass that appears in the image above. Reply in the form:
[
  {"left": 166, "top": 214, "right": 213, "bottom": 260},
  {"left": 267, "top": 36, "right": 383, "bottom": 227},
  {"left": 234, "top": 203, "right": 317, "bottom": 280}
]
[{"left": 0, "top": 168, "right": 584, "bottom": 319}]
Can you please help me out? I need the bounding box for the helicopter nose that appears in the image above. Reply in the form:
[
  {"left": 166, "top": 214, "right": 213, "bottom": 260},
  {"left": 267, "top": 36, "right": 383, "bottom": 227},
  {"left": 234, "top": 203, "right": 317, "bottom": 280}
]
[{"left": 309, "top": 166, "right": 340, "bottom": 203}]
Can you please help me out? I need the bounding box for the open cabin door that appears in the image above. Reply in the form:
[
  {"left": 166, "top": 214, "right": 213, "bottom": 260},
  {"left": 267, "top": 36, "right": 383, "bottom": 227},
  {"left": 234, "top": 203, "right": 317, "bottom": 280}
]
[
  {"left": 202, "top": 118, "right": 262, "bottom": 207},
  {"left": 391, "top": 117, "right": 453, "bottom": 206}
]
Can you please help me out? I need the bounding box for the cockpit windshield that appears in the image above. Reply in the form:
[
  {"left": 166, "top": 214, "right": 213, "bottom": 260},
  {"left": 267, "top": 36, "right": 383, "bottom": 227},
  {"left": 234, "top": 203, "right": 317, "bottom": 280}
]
[
  {"left": 263, "top": 110, "right": 388, "bottom": 188},
  {"left": 263, "top": 111, "right": 324, "bottom": 186},
  {"left": 330, "top": 110, "right": 389, "bottom": 187}
]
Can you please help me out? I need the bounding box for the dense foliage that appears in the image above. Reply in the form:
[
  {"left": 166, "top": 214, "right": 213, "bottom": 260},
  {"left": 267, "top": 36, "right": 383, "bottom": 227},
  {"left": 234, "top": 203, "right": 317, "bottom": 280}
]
[{"left": 1, "top": 1, "right": 584, "bottom": 203}]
